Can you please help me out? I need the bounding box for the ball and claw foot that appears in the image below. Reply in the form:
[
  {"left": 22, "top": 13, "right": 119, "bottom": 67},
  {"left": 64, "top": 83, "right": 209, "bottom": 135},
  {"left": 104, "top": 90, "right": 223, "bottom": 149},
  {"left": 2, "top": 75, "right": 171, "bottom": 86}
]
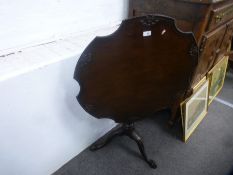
[
  {"left": 90, "top": 143, "right": 104, "bottom": 151},
  {"left": 147, "top": 159, "right": 157, "bottom": 169}
]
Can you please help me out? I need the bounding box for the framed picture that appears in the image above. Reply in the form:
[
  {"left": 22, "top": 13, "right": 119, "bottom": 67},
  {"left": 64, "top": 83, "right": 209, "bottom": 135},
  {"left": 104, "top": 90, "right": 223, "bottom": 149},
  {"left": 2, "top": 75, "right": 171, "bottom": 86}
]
[
  {"left": 181, "top": 79, "right": 209, "bottom": 142},
  {"left": 208, "top": 56, "right": 228, "bottom": 105}
]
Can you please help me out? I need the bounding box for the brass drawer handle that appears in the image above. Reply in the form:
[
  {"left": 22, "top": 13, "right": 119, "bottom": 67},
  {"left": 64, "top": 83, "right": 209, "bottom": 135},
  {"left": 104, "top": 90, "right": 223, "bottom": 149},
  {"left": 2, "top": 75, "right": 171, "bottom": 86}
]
[{"left": 215, "top": 13, "right": 225, "bottom": 23}]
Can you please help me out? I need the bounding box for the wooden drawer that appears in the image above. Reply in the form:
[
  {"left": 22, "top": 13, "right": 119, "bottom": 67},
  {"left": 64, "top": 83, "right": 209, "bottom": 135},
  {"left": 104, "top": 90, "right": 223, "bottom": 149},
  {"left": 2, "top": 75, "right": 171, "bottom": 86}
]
[
  {"left": 207, "top": 2, "right": 233, "bottom": 31},
  {"left": 201, "top": 24, "right": 226, "bottom": 68},
  {"left": 192, "top": 24, "right": 227, "bottom": 85},
  {"left": 215, "top": 19, "right": 233, "bottom": 63}
]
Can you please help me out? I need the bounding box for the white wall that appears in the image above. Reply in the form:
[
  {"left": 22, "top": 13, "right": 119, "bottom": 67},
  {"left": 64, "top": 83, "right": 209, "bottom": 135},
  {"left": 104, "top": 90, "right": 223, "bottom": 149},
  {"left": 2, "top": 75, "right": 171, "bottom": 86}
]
[
  {"left": 0, "top": 0, "right": 129, "bottom": 53},
  {"left": 0, "top": 57, "right": 116, "bottom": 175},
  {"left": 0, "top": 0, "right": 129, "bottom": 174}
]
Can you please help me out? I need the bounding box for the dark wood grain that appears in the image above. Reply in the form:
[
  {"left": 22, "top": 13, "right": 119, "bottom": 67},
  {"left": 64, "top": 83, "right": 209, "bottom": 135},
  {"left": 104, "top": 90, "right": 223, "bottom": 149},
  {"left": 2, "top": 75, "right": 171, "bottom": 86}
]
[{"left": 74, "top": 15, "right": 198, "bottom": 123}]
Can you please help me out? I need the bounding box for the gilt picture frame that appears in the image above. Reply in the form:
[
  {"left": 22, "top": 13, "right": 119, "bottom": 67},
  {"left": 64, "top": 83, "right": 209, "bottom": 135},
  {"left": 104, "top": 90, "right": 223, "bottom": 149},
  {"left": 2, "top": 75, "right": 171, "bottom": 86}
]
[
  {"left": 208, "top": 56, "right": 229, "bottom": 105},
  {"left": 181, "top": 79, "right": 209, "bottom": 142}
]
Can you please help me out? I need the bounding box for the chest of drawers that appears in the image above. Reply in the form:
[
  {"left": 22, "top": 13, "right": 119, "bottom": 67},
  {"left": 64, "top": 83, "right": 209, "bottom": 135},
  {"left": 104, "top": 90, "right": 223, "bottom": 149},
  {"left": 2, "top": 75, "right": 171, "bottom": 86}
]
[{"left": 130, "top": 0, "right": 233, "bottom": 87}]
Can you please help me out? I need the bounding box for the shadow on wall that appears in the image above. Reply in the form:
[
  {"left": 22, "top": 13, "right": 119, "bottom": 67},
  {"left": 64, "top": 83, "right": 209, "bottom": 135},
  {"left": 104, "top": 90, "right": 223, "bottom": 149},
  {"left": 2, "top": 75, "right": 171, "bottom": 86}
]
[{"left": 58, "top": 56, "right": 116, "bottom": 146}]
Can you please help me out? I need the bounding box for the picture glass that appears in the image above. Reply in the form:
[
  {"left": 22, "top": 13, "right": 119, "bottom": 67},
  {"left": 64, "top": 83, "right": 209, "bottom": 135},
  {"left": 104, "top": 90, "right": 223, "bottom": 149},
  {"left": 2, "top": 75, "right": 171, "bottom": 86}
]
[
  {"left": 183, "top": 80, "right": 209, "bottom": 141},
  {"left": 186, "top": 89, "right": 207, "bottom": 130},
  {"left": 208, "top": 57, "right": 228, "bottom": 104}
]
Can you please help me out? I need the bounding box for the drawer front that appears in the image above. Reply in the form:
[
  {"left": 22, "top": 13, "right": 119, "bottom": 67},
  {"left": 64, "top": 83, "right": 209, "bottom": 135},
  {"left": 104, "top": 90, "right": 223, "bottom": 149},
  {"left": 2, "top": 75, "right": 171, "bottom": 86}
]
[
  {"left": 200, "top": 24, "right": 226, "bottom": 69},
  {"left": 208, "top": 2, "right": 233, "bottom": 31},
  {"left": 215, "top": 19, "right": 233, "bottom": 63},
  {"left": 192, "top": 24, "right": 227, "bottom": 85}
]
